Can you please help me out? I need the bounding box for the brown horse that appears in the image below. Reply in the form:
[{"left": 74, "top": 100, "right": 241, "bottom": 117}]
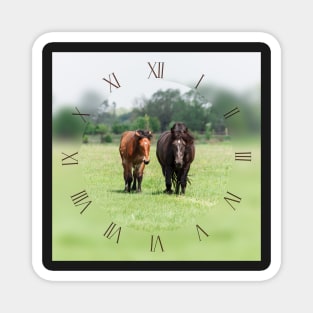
[
  {"left": 156, "top": 122, "right": 195, "bottom": 195},
  {"left": 119, "top": 130, "right": 152, "bottom": 192}
]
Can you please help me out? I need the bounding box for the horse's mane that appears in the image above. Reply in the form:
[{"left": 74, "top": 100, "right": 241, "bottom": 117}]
[{"left": 135, "top": 129, "right": 153, "bottom": 140}]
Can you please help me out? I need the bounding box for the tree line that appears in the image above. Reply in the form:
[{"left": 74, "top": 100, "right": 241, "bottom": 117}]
[{"left": 53, "top": 85, "right": 260, "bottom": 140}]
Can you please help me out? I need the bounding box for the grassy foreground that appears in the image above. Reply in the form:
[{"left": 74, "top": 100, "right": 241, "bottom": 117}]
[{"left": 52, "top": 139, "right": 261, "bottom": 261}]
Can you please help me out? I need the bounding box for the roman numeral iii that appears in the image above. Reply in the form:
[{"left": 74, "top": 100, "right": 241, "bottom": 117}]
[
  {"left": 70, "top": 190, "right": 92, "bottom": 214},
  {"left": 148, "top": 62, "right": 164, "bottom": 79},
  {"left": 235, "top": 152, "right": 252, "bottom": 161}
]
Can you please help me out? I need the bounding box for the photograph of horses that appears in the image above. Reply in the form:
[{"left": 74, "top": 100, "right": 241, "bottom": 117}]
[{"left": 51, "top": 51, "right": 262, "bottom": 261}]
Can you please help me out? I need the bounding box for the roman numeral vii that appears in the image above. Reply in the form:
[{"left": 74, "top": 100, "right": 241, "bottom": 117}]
[{"left": 103, "top": 222, "right": 121, "bottom": 244}]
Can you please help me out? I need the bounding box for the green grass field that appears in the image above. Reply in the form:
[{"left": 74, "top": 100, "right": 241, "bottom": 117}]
[{"left": 52, "top": 138, "right": 261, "bottom": 261}]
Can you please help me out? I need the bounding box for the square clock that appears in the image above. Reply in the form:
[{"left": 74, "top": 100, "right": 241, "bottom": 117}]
[{"left": 32, "top": 32, "right": 281, "bottom": 281}]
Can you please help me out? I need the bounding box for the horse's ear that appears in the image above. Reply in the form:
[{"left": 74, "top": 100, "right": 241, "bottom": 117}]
[
  {"left": 135, "top": 131, "right": 141, "bottom": 138},
  {"left": 148, "top": 131, "right": 152, "bottom": 139}
]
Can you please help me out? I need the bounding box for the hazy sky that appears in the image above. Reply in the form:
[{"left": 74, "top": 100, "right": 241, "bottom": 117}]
[{"left": 52, "top": 52, "right": 260, "bottom": 111}]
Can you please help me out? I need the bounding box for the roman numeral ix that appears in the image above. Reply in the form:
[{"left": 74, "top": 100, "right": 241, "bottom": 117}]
[
  {"left": 103, "top": 222, "right": 121, "bottom": 244},
  {"left": 103, "top": 72, "right": 121, "bottom": 92},
  {"left": 148, "top": 62, "right": 164, "bottom": 79},
  {"left": 70, "top": 190, "right": 92, "bottom": 214},
  {"left": 224, "top": 191, "right": 241, "bottom": 211},
  {"left": 62, "top": 152, "right": 78, "bottom": 165}
]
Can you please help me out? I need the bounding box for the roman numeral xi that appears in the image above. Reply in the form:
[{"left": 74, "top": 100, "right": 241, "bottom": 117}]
[{"left": 103, "top": 72, "right": 121, "bottom": 92}]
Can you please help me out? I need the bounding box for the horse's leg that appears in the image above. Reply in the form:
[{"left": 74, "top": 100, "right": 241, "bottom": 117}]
[
  {"left": 132, "top": 163, "right": 144, "bottom": 192},
  {"left": 131, "top": 167, "right": 137, "bottom": 191},
  {"left": 175, "top": 169, "right": 182, "bottom": 195},
  {"left": 123, "top": 161, "right": 132, "bottom": 192},
  {"left": 180, "top": 165, "right": 190, "bottom": 194},
  {"left": 164, "top": 166, "right": 173, "bottom": 194}
]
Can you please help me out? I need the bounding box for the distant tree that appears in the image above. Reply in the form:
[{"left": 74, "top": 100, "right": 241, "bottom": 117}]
[{"left": 53, "top": 107, "right": 84, "bottom": 138}]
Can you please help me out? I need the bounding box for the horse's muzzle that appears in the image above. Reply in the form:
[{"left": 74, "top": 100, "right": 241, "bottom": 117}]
[
  {"left": 144, "top": 159, "right": 150, "bottom": 165},
  {"left": 175, "top": 162, "right": 182, "bottom": 169}
]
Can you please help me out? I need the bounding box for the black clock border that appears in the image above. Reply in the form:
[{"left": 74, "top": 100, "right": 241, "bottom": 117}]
[{"left": 42, "top": 41, "right": 271, "bottom": 272}]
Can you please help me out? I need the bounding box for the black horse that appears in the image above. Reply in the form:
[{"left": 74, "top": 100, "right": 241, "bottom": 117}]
[{"left": 156, "top": 122, "right": 195, "bottom": 194}]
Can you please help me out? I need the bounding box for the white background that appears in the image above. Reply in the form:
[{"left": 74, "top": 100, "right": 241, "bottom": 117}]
[{"left": 1, "top": 0, "right": 310, "bottom": 312}]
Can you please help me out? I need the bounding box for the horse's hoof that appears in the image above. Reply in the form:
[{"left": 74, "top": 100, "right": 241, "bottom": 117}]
[{"left": 164, "top": 189, "right": 173, "bottom": 194}]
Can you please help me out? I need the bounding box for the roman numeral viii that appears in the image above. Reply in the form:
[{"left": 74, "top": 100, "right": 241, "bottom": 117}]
[
  {"left": 103, "top": 222, "right": 121, "bottom": 244},
  {"left": 148, "top": 62, "right": 164, "bottom": 79},
  {"left": 150, "top": 235, "right": 164, "bottom": 252},
  {"left": 70, "top": 190, "right": 92, "bottom": 214},
  {"left": 224, "top": 191, "right": 241, "bottom": 211}
]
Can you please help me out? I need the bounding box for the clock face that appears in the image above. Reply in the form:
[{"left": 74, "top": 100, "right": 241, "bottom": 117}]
[{"left": 33, "top": 32, "right": 281, "bottom": 281}]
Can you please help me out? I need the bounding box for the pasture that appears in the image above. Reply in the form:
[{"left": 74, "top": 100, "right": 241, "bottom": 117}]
[{"left": 52, "top": 138, "right": 261, "bottom": 261}]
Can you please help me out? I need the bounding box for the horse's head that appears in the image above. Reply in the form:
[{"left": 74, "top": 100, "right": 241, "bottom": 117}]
[
  {"left": 171, "top": 122, "right": 194, "bottom": 144},
  {"left": 135, "top": 130, "right": 152, "bottom": 165},
  {"left": 172, "top": 139, "right": 186, "bottom": 169}
]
